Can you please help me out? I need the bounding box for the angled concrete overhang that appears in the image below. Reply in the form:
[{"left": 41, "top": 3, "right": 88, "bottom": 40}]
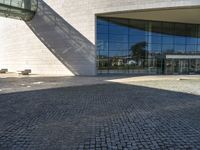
[{"left": 98, "top": 6, "right": 200, "bottom": 24}]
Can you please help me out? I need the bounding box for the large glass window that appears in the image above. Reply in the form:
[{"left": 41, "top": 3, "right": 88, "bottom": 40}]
[{"left": 96, "top": 17, "right": 200, "bottom": 74}]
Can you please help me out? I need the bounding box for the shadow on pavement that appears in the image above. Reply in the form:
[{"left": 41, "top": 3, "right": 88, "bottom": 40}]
[{"left": 0, "top": 83, "right": 200, "bottom": 149}]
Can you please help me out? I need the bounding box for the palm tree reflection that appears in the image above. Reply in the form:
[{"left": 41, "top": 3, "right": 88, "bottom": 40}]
[{"left": 128, "top": 41, "right": 148, "bottom": 68}]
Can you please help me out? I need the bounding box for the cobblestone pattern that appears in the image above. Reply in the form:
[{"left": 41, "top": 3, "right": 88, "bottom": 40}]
[{"left": 0, "top": 83, "right": 200, "bottom": 149}]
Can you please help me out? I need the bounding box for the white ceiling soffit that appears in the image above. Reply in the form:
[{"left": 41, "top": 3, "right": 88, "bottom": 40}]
[{"left": 100, "top": 7, "right": 200, "bottom": 24}]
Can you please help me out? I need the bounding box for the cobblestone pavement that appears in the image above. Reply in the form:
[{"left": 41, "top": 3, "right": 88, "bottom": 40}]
[{"left": 0, "top": 77, "right": 200, "bottom": 149}]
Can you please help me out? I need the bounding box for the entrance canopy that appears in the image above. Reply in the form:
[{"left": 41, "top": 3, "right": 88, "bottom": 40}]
[
  {"left": 0, "top": 0, "right": 38, "bottom": 21},
  {"left": 99, "top": 7, "right": 200, "bottom": 25}
]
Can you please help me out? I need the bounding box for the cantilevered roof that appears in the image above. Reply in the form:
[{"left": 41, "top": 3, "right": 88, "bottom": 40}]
[{"left": 99, "top": 7, "right": 200, "bottom": 24}]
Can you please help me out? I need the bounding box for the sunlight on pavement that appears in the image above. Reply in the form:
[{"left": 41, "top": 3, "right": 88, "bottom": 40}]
[
  {"left": 32, "top": 82, "right": 44, "bottom": 85},
  {"left": 107, "top": 76, "right": 200, "bottom": 96}
]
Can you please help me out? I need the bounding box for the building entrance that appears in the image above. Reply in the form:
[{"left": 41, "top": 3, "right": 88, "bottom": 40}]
[{"left": 165, "top": 59, "right": 200, "bottom": 75}]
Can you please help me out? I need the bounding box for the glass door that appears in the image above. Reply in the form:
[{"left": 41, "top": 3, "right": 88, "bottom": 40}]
[
  {"left": 179, "top": 59, "right": 189, "bottom": 74},
  {"left": 189, "top": 59, "right": 196, "bottom": 74},
  {"left": 173, "top": 59, "right": 179, "bottom": 75},
  {"left": 165, "top": 59, "right": 174, "bottom": 74},
  {"left": 165, "top": 59, "right": 188, "bottom": 75},
  {"left": 196, "top": 60, "right": 200, "bottom": 74}
]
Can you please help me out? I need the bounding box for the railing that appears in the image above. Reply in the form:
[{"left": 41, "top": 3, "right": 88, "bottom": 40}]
[{"left": 0, "top": 0, "right": 38, "bottom": 21}]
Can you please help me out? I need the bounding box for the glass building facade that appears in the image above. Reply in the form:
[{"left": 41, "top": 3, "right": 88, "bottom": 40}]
[{"left": 96, "top": 17, "right": 200, "bottom": 75}]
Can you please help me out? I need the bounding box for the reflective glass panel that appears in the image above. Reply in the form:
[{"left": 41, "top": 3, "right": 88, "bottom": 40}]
[{"left": 96, "top": 17, "right": 200, "bottom": 75}]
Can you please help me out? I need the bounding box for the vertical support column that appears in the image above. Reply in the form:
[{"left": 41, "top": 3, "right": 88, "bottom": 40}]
[
  {"left": 147, "top": 21, "right": 152, "bottom": 74},
  {"left": 197, "top": 26, "right": 200, "bottom": 73}
]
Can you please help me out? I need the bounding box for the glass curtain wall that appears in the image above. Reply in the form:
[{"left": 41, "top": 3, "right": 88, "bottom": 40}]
[{"left": 96, "top": 17, "right": 200, "bottom": 74}]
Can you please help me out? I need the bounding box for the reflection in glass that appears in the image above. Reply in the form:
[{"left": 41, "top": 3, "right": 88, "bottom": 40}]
[
  {"left": 129, "top": 20, "right": 147, "bottom": 36},
  {"left": 163, "top": 36, "right": 174, "bottom": 44},
  {"left": 97, "top": 18, "right": 109, "bottom": 25},
  {"left": 163, "top": 22, "right": 174, "bottom": 35},
  {"left": 98, "top": 51, "right": 109, "bottom": 72},
  {"left": 186, "top": 37, "right": 198, "bottom": 45},
  {"left": 96, "top": 17, "right": 200, "bottom": 74},
  {"left": 197, "top": 45, "right": 200, "bottom": 53},
  {"left": 174, "top": 36, "right": 186, "bottom": 44},
  {"left": 109, "top": 34, "right": 128, "bottom": 43},
  {"left": 96, "top": 34, "right": 108, "bottom": 51},
  {"left": 151, "top": 36, "right": 162, "bottom": 44},
  {"left": 97, "top": 25, "right": 108, "bottom": 34},
  {"left": 186, "top": 45, "right": 197, "bottom": 53},
  {"left": 151, "top": 44, "right": 162, "bottom": 54},
  {"left": 109, "top": 42, "right": 128, "bottom": 51},
  {"left": 109, "top": 18, "right": 129, "bottom": 35},
  {"left": 129, "top": 35, "right": 147, "bottom": 45},
  {"left": 174, "top": 44, "right": 185, "bottom": 53}
]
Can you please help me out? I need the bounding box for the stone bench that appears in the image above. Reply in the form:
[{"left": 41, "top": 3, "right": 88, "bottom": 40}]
[
  {"left": 18, "top": 69, "right": 32, "bottom": 75},
  {"left": 0, "top": 69, "right": 8, "bottom": 74}
]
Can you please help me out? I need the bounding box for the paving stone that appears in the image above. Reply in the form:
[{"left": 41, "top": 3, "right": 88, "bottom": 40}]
[{"left": 0, "top": 79, "right": 200, "bottom": 149}]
